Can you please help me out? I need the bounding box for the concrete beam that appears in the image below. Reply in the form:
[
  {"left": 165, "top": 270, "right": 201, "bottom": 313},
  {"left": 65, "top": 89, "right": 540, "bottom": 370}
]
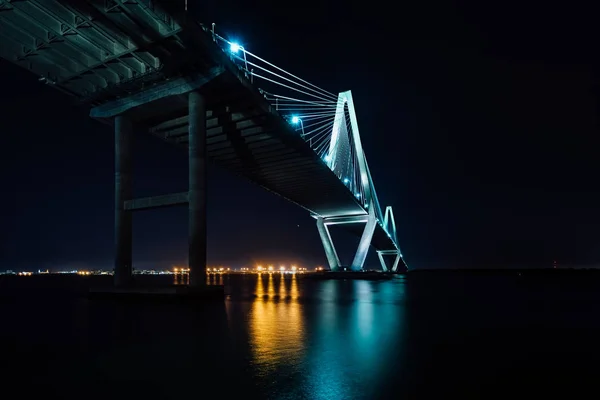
[
  {"left": 350, "top": 206, "right": 378, "bottom": 271},
  {"left": 90, "top": 66, "right": 224, "bottom": 118},
  {"left": 174, "top": 123, "right": 271, "bottom": 144},
  {"left": 188, "top": 91, "right": 207, "bottom": 287},
  {"left": 317, "top": 217, "right": 341, "bottom": 271},
  {"left": 123, "top": 192, "right": 189, "bottom": 211},
  {"left": 150, "top": 113, "right": 210, "bottom": 132},
  {"left": 161, "top": 115, "right": 269, "bottom": 139},
  {"left": 377, "top": 251, "right": 389, "bottom": 272},
  {"left": 166, "top": 124, "right": 223, "bottom": 139},
  {"left": 377, "top": 250, "right": 406, "bottom": 272},
  {"left": 114, "top": 115, "right": 133, "bottom": 287},
  {"left": 149, "top": 111, "right": 219, "bottom": 133},
  {"left": 323, "top": 215, "right": 369, "bottom": 225}
]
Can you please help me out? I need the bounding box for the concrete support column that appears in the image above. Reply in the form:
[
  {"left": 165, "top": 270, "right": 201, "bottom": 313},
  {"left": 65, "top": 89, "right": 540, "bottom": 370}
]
[
  {"left": 376, "top": 251, "right": 389, "bottom": 272},
  {"left": 316, "top": 217, "right": 341, "bottom": 271},
  {"left": 350, "top": 206, "right": 377, "bottom": 271},
  {"left": 114, "top": 115, "right": 133, "bottom": 287},
  {"left": 188, "top": 91, "right": 207, "bottom": 287}
]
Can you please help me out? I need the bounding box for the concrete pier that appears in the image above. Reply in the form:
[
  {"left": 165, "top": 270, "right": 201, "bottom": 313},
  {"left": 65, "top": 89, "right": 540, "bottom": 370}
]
[
  {"left": 316, "top": 216, "right": 341, "bottom": 271},
  {"left": 188, "top": 91, "right": 207, "bottom": 287},
  {"left": 114, "top": 115, "right": 133, "bottom": 287}
]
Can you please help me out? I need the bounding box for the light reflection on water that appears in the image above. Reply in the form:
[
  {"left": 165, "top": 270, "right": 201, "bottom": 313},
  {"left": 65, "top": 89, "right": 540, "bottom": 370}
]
[
  {"left": 303, "top": 278, "right": 407, "bottom": 400},
  {"left": 249, "top": 273, "right": 304, "bottom": 374},
  {"left": 205, "top": 272, "right": 224, "bottom": 286},
  {"left": 5, "top": 273, "right": 598, "bottom": 398},
  {"left": 225, "top": 274, "right": 407, "bottom": 399},
  {"left": 0, "top": 272, "right": 408, "bottom": 399},
  {"left": 172, "top": 273, "right": 189, "bottom": 285}
]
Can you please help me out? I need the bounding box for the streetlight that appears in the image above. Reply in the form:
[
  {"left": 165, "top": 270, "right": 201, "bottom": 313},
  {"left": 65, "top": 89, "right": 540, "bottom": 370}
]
[
  {"left": 291, "top": 115, "right": 305, "bottom": 137},
  {"left": 229, "top": 42, "right": 249, "bottom": 76}
]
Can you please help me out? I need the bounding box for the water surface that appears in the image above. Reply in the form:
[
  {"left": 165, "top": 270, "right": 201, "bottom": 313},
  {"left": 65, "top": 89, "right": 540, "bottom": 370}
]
[{"left": 1, "top": 272, "right": 599, "bottom": 398}]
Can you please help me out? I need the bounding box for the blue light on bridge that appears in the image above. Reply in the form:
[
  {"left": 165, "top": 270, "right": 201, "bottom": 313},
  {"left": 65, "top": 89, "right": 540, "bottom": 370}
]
[
  {"left": 230, "top": 42, "right": 241, "bottom": 53},
  {"left": 355, "top": 193, "right": 361, "bottom": 198},
  {"left": 343, "top": 178, "right": 350, "bottom": 184},
  {"left": 291, "top": 116, "right": 300, "bottom": 124},
  {"left": 324, "top": 154, "right": 331, "bottom": 162}
]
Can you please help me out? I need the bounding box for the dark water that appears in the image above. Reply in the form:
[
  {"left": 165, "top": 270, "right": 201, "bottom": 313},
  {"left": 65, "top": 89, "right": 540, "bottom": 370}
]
[{"left": 2, "top": 272, "right": 600, "bottom": 399}]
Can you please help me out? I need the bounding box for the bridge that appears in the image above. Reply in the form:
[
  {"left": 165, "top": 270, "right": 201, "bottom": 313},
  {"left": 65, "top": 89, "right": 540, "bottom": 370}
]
[{"left": 0, "top": 0, "right": 407, "bottom": 286}]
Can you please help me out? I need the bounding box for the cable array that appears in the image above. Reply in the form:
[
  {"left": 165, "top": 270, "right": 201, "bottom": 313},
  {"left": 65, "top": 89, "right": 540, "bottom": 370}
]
[{"left": 211, "top": 31, "right": 372, "bottom": 209}]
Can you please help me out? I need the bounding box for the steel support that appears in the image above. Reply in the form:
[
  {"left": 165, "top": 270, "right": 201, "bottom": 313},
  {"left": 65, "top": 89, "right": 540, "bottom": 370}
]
[
  {"left": 316, "top": 216, "right": 341, "bottom": 271},
  {"left": 188, "top": 91, "right": 207, "bottom": 287},
  {"left": 114, "top": 115, "right": 133, "bottom": 287},
  {"left": 124, "top": 192, "right": 189, "bottom": 211},
  {"left": 350, "top": 206, "right": 377, "bottom": 271}
]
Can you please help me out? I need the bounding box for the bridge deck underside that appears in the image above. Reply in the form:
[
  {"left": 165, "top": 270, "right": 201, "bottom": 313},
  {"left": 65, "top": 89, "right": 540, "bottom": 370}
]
[
  {"left": 129, "top": 71, "right": 368, "bottom": 220},
  {"left": 0, "top": 0, "right": 188, "bottom": 99}
]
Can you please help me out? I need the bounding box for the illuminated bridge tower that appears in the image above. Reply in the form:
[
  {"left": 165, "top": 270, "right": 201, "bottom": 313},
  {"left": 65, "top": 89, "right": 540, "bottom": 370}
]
[{"left": 314, "top": 91, "right": 405, "bottom": 272}]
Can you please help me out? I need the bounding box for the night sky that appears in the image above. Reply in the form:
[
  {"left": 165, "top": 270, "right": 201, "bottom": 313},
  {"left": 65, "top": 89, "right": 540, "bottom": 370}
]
[{"left": 1, "top": 1, "right": 599, "bottom": 271}]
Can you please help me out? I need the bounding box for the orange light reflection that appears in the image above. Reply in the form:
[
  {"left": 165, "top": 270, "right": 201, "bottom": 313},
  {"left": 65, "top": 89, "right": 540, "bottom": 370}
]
[{"left": 249, "top": 273, "right": 304, "bottom": 371}]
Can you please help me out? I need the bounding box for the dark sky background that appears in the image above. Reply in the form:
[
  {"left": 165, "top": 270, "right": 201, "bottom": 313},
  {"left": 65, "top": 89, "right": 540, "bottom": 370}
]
[{"left": 1, "top": 1, "right": 599, "bottom": 271}]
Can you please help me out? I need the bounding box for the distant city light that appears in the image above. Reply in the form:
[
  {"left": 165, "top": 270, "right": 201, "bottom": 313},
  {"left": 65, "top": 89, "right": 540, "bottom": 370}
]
[
  {"left": 230, "top": 42, "right": 241, "bottom": 53},
  {"left": 2, "top": 264, "right": 338, "bottom": 277}
]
